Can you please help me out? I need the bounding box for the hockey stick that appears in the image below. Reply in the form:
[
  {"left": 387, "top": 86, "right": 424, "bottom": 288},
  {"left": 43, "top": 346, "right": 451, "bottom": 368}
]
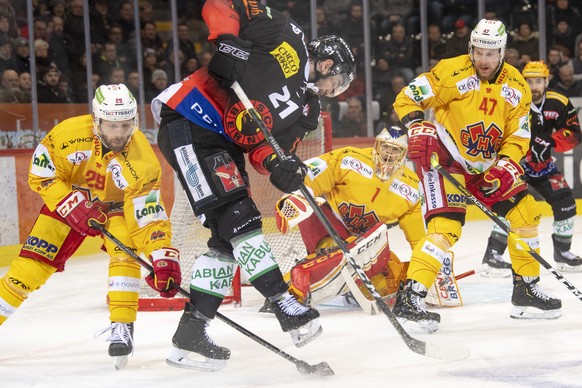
[
  {"left": 89, "top": 221, "right": 334, "bottom": 376},
  {"left": 231, "top": 81, "right": 470, "bottom": 361},
  {"left": 429, "top": 153, "right": 582, "bottom": 302}
]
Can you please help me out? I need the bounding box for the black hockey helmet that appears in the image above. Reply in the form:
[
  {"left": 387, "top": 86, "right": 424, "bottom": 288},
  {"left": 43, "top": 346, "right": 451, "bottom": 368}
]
[{"left": 308, "top": 35, "right": 355, "bottom": 95}]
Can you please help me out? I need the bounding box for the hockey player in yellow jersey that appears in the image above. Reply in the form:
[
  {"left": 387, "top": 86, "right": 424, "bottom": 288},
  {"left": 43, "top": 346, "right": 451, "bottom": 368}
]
[
  {"left": 393, "top": 19, "right": 562, "bottom": 332},
  {"left": 273, "top": 127, "right": 462, "bottom": 313},
  {"left": 0, "top": 84, "right": 181, "bottom": 369}
]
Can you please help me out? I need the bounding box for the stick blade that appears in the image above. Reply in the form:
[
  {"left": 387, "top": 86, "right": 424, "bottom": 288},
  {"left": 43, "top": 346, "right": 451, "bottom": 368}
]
[
  {"left": 296, "top": 360, "right": 335, "bottom": 376},
  {"left": 406, "top": 337, "right": 470, "bottom": 361}
]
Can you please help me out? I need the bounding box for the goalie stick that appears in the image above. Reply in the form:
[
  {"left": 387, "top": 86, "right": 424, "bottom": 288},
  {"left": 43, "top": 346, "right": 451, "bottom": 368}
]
[
  {"left": 231, "top": 81, "right": 470, "bottom": 361},
  {"left": 430, "top": 153, "right": 582, "bottom": 302},
  {"left": 89, "top": 221, "right": 335, "bottom": 376}
]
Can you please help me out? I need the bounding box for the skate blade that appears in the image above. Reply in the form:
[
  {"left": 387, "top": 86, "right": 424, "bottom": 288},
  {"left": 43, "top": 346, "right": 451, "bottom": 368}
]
[
  {"left": 510, "top": 306, "right": 562, "bottom": 320},
  {"left": 396, "top": 317, "right": 439, "bottom": 334},
  {"left": 113, "top": 355, "right": 128, "bottom": 370},
  {"left": 555, "top": 262, "right": 582, "bottom": 273},
  {"left": 166, "top": 347, "right": 227, "bottom": 372},
  {"left": 479, "top": 264, "right": 511, "bottom": 278},
  {"left": 290, "top": 319, "right": 323, "bottom": 348}
]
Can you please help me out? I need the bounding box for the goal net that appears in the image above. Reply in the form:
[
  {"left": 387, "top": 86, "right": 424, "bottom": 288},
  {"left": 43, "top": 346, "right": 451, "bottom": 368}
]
[{"left": 138, "top": 113, "right": 332, "bottom": 310}]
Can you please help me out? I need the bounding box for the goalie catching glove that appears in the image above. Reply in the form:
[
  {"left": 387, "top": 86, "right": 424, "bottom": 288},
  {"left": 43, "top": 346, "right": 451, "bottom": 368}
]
[
  {"left": 482, "top": 158, "right": 524, "bottom": 201},
  {"left": 145, "top": 247, "right": 181, "bottom": 298},
  {"left": 56, "top": 190, "right": 107, "bottom": 237},
  {"left": 275, "top": 192, "right": 326, "bottom": 234}
]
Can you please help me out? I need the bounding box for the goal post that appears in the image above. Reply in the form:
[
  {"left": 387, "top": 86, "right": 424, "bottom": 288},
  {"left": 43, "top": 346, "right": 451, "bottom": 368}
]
[{"left": 138, "top": 112, "right": 333, "bottom": 311}]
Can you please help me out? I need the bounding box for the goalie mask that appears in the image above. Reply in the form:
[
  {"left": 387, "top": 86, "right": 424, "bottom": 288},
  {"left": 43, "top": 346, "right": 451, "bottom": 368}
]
[
  {"left": 92, "top": 84, "right": 138, "bottom": 152},
  {"left": 373, "top": 126, "right": 408, "bottom": 180},
  {"left": 308, "top": 35, "right": 355, "bottom": 97}
]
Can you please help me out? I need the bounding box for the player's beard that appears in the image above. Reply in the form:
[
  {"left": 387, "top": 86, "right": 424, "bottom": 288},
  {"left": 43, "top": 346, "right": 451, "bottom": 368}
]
[
  {"left": 101, "top": 133, "right": 131, "bottom": 152},
  {"left": 531, "top": 90, "right": 543, "bottom": 104}
]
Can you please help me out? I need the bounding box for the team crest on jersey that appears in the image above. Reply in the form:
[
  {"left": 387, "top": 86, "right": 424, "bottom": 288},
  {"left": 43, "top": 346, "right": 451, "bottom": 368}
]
[
  {"left": 208, "top": 152, "right": 245, "bottom": 194},
  {"left": 225, "top": 100, "right": 272, "bottom": 148},
  {"left": 337, "top": 203, "right": 379, "bottom": 235},
  {"left": 460, "top": 122, "right": 503, "bottom": 158},
  {"left": 270, "top": 41, "right": 300, "bottom": 79}
]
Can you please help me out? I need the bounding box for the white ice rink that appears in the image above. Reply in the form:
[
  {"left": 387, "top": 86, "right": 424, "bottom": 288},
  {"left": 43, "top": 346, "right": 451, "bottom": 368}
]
[{"left": 1, "top": 217, "right": 582, "bottom": 388}]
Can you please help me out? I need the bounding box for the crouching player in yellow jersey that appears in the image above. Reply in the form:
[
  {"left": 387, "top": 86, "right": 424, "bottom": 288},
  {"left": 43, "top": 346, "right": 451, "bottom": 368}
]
[
  {"left": 0, "top": 84, "right": 181, "bottom": 369},
  {"left": 272, "top": 127, "right": 462, "bottom": 317},
  {"left": 393, "top": 19, "right": 562, "bottom": 333}
]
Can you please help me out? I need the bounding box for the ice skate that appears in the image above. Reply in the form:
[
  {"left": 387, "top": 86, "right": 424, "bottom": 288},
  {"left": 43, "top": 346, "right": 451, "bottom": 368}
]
[
  {"left": 480, "top": 235, "right": 511, "bottom": 278},
  {"left": 95, "top": 322, "right": 134, "bottom": 370},
  {"left": 166, "top": 303, "right": 230, "bottom": 372},
  {"left": 258, "top": 298, "right": 274, "bottom": 315},
  {"left": 392, "top": 280, "right": 440, "bottom": 334},
  {"left": 269, "top": 292, "right": 322, "bottom": 347},
  {"left": 552, "top": 234, "right": 582, "bottom": 272},
  {"left": 510, "top": 274, "right": 562, "bottom": 320}
]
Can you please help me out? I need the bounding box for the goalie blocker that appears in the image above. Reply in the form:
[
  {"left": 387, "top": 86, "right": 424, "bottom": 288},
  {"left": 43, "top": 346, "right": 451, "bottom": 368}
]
[{"left": 276, "top": 194, "right": 463, "bottom": 308}]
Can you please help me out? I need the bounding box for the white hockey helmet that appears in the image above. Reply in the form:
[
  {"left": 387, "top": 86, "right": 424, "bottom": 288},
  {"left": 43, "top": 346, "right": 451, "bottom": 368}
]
[
  {"left": 469, "top": 19, "right": 507, "bottom": 67},
  {"left": 92, "top": 84, "right": 138, "bottom": 150},
  {"left": 372, "top": 126, "right": 408, "bottom": 180}
]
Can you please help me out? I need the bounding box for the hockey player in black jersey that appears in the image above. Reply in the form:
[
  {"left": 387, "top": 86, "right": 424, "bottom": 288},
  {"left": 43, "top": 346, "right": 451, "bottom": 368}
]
[
  {"left": 482, "top": 61, "right": 582, "bottom": 282},
  {"left": 151, "top": 0, "right": 355, "bottom": 371}
]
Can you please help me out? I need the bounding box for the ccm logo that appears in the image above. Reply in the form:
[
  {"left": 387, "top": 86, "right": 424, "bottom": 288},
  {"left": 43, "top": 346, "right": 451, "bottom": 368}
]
[{"left": 56, "top": 191, "right": 85, "bottom": 217}]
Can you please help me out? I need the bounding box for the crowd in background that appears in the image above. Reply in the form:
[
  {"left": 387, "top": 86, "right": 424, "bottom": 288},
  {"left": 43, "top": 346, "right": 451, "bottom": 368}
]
[{"left": 0, "top": 0, "right": 582, "bottom": 139}]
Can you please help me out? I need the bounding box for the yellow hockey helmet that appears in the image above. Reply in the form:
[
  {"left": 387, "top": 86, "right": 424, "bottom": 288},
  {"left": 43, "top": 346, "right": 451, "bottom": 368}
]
[{"left": 522, "top": 61, "right": 550, "bottom": 78}]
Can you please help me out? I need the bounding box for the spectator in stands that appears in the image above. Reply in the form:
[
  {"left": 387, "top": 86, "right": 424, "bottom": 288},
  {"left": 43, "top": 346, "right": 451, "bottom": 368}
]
[
  {"left": 34, "top": 39, "right": 52, "bottom": 67},
  {"left": 314, "top": 6, "right": 336, "bottom": 37},
  {"left": 383, "top": 74, "right": 407, "bottom": 117},
  {"left": 184, "top": 57, "right": 200, "bottom": 75},
  {"left": 372, "top": 56, "right": 398, "bottom": 113},
  {"left": 95, "top": 41, "right": 122, "bottom": 83},
  {"left": 547, "top": 0, "right": 581, "bottom": 41},
  {"left": 37, "top": 65, "right": 67, "bottom": 103},
  {"left": 440, "top": 0, "right": 476, "bottom": 34},
  {"left": 551, "top": 16, "right": 577, "bottom": 58},
  {"left": 376, "top": 23, "right": 414, "bottom": 82},
  {"left": 335, "top": 97, "right": 368, "bottom": 138},
  {"left": 553, "top": 63, "right": 582, "bottom": 97},
  {"left": 139, "top": 1, "right": 155, "bottom": 24},
  {"left": 323, "top": 0, "right": 352, "bottom": 27},
  {"left": 108, "top": 23, "right": 134, "bottom": 71},
  {"left": 142, "top": 48, "right": 158, "bottom": 89},
  {"left": 126, "top": 70, "right": 139, "bottom": 97},
  {"left": 140, "top": 20, "right": 165, "bottom": 63},
  {"left": 547, "top": 45, "right": 569, "bottom": 86},
  {"left": 147, "top": 68, "right": 168, "bottom": 102},
  {"left": 197, "top": 50, "right": 212, "bottom": 67},
  {"left": 115, "top": 1, "right": 135, "bottom": 44},
  {"left": 33, "top": 18, "right": 48, "bottom": 41},
  {"left": 48, "top": 15, "right": 74, "bottom": 75},
  {"left": 57, "top": 74, "right": 73, "bottom": 103},
  {"left": 504, "top": 48, "right": 525, "bottom": 72},
  {"left": 374, "top": 0, "right": 414, "bottom": 37},
  {"left": 509, "top": 22, "right": 539, "bottom": 61},
  {"left": 0, "top": 34, "right": 12, "bottom": 73},
  {"left": 0, "top": 12, "right": 16, "bottom": 41},
  {"left": 108, "top": 67, "right": 125, "bottom": 85},
  {"left": 0, "top": 69, "right": 27, "bottom": 103},
  {"left": 64, "top": 0, "right": 86, "bottom": 60},
  {"left": 443, "top": 19, "right": 471, "bottom": 59},
  {"left": 427, "top": 23, "right": 446, "bottom": 62},
  {"left": 166, "top": 22, "right": 197, "bottom": 64},
  {"left": 10, "top": 37, "right": 29, "bottom": 74},
  {"left": 90, "top": 0, "right": 111, "bottom": 46},
  {"left": 163, "top": 48, "right": 185, "bottom": 84},
  {"left": 18, "top": 71, "right": 31, "bottom": 101},
  {"left": 570, "top": 40, "right": 582, "bottom": 81},
  {"left": 49, "top": 0, "right": 66, "bottom": 19},
  {"left": 342, "top": 2, "right": 365, "bottom": 68}
]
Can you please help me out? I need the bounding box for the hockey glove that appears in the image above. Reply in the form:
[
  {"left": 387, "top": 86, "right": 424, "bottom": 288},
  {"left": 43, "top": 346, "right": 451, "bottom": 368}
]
[
  {"left": 56, "top": 191, "right": 107, "bottom": 237},
  {"left": 529, "top": 133, "right": 555, "bottom": 163},
  {"left": 208, "top": 34, "right": 252, "bottom": 89},
  {"left": 407, "top": 121, "right": 439, "bottom": 173},
  {"left": 482, "top": 158, "right": 524, "bottom": 201},
  {"left": 145, "top": 247, "right": 181, "bottom": 298},
  {"left": 552, "top": 127, "right": 581, "bottom": 152},
  {"left": 265, "top": 155, "right": 307, "bottom": 194}
]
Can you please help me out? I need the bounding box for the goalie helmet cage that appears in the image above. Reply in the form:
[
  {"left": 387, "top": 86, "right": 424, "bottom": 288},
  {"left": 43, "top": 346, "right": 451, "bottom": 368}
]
[{"left": 138, "top": 112, "right": 333, "bottom": 311}]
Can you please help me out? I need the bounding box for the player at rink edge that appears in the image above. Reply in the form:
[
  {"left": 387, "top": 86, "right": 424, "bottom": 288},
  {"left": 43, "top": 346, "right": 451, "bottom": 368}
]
[
  {"left": 481, "top": 60, "right": 582, "bottom": 275},
  {"left": 392, "top": 18, "right": 562, "bottom": 329},
  {"left": 267, "top": 127, "right": 463, "bottom": 333},
  {"left": 0, "top": 84, "right": 182, "bottom": 370},
  {"left": 151, "top": 0, "right": 355, "bottom": 372}
]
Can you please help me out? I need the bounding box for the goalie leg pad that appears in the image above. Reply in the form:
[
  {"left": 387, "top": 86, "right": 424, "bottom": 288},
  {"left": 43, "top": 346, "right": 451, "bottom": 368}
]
[{"left": 426, "top": 251, "right": 463, "bottom": 307}]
